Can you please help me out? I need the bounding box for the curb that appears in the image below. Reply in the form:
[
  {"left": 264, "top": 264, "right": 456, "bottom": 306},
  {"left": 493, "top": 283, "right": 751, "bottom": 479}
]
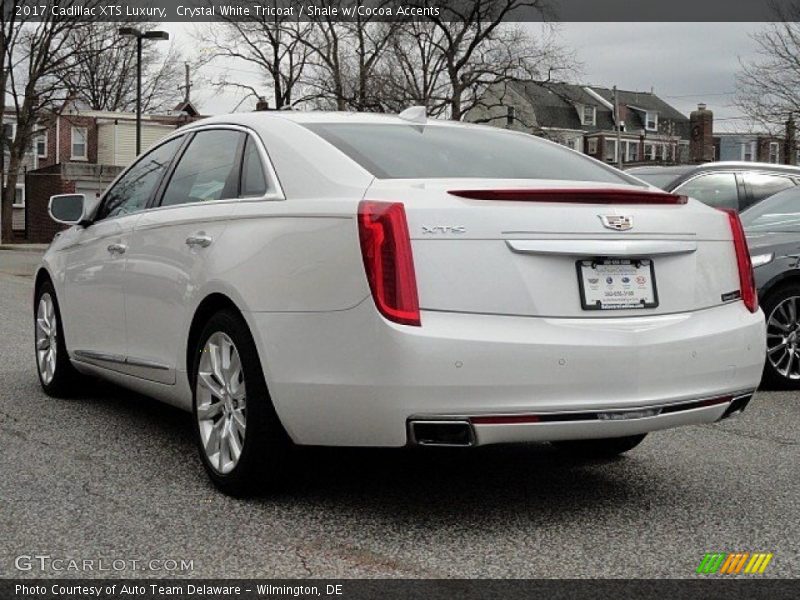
[{"left": 0, "top": 244, "right": 48, "bottom": 252}]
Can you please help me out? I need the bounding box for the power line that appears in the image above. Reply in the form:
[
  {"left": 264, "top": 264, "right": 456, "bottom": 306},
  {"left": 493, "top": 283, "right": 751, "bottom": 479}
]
[{"left": 662, "top": 91, "right": 736, "bottom": 99}]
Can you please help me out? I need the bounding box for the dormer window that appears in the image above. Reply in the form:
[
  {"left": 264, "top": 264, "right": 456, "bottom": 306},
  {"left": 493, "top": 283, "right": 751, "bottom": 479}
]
[
  {"left": 581, "top": 105, "right": 596, "bottom": 126},
  {"left": 645, "top": 111, "right": 658, "bottom": 131}
]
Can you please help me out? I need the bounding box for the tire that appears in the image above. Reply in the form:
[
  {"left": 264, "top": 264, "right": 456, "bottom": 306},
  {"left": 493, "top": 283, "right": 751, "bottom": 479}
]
[
  {"left": 551, "top": 434, "right": 647, "bottom": 457},
  {"left": 34, "top": 280, "right": 82, "bottom": 397},
  {"left": 761, "top": 283, "right": 800, "bottom": 390},
  {"left": 191, "top": 309, "right": 290, "bottom": 496}
]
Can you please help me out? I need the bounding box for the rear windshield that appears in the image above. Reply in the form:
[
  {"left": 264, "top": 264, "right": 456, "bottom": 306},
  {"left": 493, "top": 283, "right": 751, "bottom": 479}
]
[{"left": 304, "top": 122, "right": 640, "bottom": 185}]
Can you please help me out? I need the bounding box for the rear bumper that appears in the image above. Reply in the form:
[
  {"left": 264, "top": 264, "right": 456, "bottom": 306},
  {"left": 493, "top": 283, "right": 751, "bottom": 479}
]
[
  {"left": 248, "top": 300, "right": 765, "bottom": 447},
  {"left": 409, "top": 391, "right": 755, "bottom": 447}
]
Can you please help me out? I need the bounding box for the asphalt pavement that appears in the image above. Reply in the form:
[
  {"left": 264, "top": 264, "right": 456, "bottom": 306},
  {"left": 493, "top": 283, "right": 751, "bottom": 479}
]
[{"left": 0, "top": 248, "right": 798, "bottom": 579}]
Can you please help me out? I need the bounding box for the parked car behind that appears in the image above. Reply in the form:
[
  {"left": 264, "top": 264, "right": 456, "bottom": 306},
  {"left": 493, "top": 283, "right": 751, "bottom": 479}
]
[
  {"left": 742, "top": 186, "right": 800, "bottom": 388},
  {"left": 628, "top": 162, "right": 800, "bottom": 212}
]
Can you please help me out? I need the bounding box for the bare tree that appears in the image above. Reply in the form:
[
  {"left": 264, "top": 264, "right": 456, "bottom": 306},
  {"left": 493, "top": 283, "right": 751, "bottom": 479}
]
[
  {"left": 735, "top": 16, "right": 800, "bottom": 133},
  {"left": 193, "top": 0, "right": 573, "bottom": 122},
  {"left": 1, "top": 1, "right": 100, "bottom": 242},
  {"left": 377, "top": 4, "right": 573, "bottom": 120},
  {"left": 377, "top": 21, "right": 450, "bottom": 114},
  {"left": 301, "top": 4, "right": 399, "bottom": 111},
  {"left": 195, "top": 10, "right": 314, "bottom": 110},
  {"left": 62, "top": 23, "right": 185, "bottom": 113},
  {"left": 426, "top": 1, "right": 571, "bottom": 120}
]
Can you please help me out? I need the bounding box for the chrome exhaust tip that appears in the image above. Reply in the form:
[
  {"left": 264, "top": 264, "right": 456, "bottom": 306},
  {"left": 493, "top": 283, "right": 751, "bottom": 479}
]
[
  {"left": 719, "top": 392, "right": 754, "bottom": 421},
  {"left": 408, "top": 420, "right": 475, "bottom": 447}
]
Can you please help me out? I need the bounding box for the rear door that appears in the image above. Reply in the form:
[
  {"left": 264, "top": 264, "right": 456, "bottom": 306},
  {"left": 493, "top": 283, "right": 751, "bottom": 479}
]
[{"left": 122, "top": 127, "right": 270, "bottom": 383}]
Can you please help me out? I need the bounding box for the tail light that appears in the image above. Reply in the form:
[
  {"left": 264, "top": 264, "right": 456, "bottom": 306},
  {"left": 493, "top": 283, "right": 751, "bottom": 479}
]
[
  {"left": 448, "top": 188, "right": 688, "bottom": 204},
  {"left": 721, "top": 208, "right": 758, "bottom": 313},
  {"left": 358, "top": 201, "right": 421, "bottom": 326}
]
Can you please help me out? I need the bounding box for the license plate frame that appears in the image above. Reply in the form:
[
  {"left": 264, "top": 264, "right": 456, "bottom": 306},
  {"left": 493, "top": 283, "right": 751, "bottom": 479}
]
[{"left": 576, "top": 258, "right": 659, "bottom": 310}]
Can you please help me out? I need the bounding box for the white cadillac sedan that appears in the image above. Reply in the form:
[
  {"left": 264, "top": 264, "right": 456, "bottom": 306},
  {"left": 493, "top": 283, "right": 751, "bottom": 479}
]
[{"left": 35, "top": 110, "right": 765, "bottom": 494}]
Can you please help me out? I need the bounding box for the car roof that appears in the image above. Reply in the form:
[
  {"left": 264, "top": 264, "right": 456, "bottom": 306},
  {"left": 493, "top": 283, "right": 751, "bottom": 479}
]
[
  {"left": 626, "top": 165, "right": 694, "bottom": 176},
  {"left": 628, "top": 161, "right": 800, "bottom": 191},
  {"left": 180, "top": 109, "right": 491, "bottom": 130},
  {"left": 688, "top": 161, "right": 800, "bottom": 174}
]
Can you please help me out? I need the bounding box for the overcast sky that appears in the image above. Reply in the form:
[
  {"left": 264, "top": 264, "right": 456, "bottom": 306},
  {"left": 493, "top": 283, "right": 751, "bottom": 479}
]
[
  {"left": 554, "top": 22, "right": 764, "bottom": 131},
  {"left": 164, "top": 21, "right": 766, "bottom": 131}
]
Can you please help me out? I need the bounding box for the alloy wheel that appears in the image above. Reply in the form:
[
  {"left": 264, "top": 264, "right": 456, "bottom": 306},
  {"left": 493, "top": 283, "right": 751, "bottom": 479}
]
[
  {"left": 35, "top": 293, "right": 58, "bottom": 385},
  {"left": 767, "top": 295, "right": 800, "bottom": 380},
  {"left": 196, "top": 332, "right": 247, "bottom": 474}
]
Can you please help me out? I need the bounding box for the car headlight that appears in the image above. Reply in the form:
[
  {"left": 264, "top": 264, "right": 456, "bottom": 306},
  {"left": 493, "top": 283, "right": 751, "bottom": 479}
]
[{"left": 750, "top": 252, "right": 774, "bottom": 268}]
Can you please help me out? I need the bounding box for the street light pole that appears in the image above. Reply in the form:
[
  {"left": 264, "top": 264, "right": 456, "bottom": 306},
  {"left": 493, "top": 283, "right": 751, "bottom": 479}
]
[
  {"left": 136, "top": 34, "right": 142, "bottom": 155},
  {"left": 118, "top": 27, "right": 170, "bottom": 156}
]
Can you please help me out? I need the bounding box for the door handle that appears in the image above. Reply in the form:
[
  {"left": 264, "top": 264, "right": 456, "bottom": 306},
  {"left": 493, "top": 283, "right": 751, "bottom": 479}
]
[
  {"left": 186, "top": 234, "right": 213, "bottom": 248},
  {"left": 107, "top": 243, "right": 127, "bottom": 255}
]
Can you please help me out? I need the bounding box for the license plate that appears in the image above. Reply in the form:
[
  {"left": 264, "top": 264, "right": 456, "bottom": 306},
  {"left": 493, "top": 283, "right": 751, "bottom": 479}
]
[{"left": 577, "top": 259, "right": 658, "bottom": 310}]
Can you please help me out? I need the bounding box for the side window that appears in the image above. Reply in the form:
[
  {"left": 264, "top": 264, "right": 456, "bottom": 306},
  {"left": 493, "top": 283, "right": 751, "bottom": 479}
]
[
  {"left": 240, "top": 135, "right": 268, "bottom": 197},
  {"left": 160, "top": 130, "right": 243, "bottom": 207},
  {"left": 742, "top": 173, "right": 796, "bottom": 210},
  {"left": 674, "top": 173, "right": 739, "bottom": 210},
  {"left": 96, "top": 136, "right": 184, "bottom": 221}
]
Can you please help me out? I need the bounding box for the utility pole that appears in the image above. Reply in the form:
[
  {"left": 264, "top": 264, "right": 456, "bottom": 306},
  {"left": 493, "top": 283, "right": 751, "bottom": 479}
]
[{"left": 613, "top": 85, "right": 622, "bottom": 169}]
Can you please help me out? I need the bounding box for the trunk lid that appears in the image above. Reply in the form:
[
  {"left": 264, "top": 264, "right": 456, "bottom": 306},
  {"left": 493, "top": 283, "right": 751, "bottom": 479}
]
[{"left": 366, "top": 179, "right": 740, "bottom": 318}]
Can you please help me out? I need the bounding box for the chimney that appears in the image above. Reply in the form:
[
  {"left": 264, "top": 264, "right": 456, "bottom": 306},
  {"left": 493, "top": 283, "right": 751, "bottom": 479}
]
[
  {"left": 255, "top": 97, "right": 270, "bottom": 111},
  {"left": 785, "top": 114, "right": 796, "bottom": 165},
  {"left": 689, "top": 103, "right": 713, "bottom": 163},
  {"left": 506, "top": 105, "right": 515, "bottom": 128}
]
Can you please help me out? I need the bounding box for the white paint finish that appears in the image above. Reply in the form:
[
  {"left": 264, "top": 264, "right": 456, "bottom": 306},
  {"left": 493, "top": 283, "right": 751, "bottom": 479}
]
[
  {"left": 56, "top": 213, "right": 141, "bottom": 360},
  {"left": 36, "top": 110, "right": 766, "bottom": 451},
  {"left": 222, "top": 199, "right": 368, "bottom": 313},
  {"left": 413, "top": 238, "right": 739, "bottom": 318},
  {"left": 123, "top": 201, "right": 238, "bottom": 379},
  {"left": 252, "top": 300, "right": 764, "bottom": 446},
  {"left": 472, "top": 403, "right": 730, "bottom": 445}
]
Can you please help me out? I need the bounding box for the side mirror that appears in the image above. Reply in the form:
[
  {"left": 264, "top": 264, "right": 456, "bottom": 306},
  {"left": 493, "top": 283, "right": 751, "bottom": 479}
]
[{"left": 49, "top": 194, "right": 87, "bottom": 225}]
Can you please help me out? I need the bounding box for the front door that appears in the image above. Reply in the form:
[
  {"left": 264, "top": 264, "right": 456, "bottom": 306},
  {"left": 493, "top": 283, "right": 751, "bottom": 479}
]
[
  {"left": 62, "top": 135, "right": 185, "bottom": 371},
  {"left": 60, "top": 214, "right": 139, "bottom": 364}
]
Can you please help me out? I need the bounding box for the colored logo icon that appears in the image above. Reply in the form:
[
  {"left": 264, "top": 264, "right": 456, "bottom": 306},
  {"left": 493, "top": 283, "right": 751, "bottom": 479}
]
[{"left": 696, "top": 552, "right": 773, "bottom": 575}]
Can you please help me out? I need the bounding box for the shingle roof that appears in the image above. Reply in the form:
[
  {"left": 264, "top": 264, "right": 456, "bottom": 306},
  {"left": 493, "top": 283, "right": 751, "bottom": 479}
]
[{"left": 507, "top": 81, "right": 689, "bottom": 137}]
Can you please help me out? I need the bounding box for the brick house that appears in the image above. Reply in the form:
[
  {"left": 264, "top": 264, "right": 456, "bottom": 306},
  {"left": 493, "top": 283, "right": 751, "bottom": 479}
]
[
  {"left": 466, "top": 81, "right": 692, "bottom": 166},
  {"left": 6, "top": 100, "right": 203, "bottom": 243}
]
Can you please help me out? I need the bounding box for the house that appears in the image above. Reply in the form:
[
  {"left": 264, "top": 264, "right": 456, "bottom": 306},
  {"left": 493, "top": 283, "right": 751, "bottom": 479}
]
[
  {"left": 2, "top": 109, "right": 38, "bottom": 236},
  {"left": 6, "top": 101, "right": 203, "bottom": 243},
  {"left": 466, "top": 81, "right": 692, "bottom": 166},
  {"left": 714, "top": 132, "right": 798, "bottom": 165}
]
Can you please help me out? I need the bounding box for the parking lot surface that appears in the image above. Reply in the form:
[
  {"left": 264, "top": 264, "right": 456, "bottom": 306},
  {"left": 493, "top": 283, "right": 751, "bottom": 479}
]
[{"left": 1, "top": 249, "right": 798, "bottom": 578}]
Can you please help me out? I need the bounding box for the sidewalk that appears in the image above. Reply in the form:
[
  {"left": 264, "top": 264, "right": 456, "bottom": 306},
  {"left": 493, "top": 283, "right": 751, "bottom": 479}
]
[{"left": 0, "top": 243, "right": 48, "bottom": 253}]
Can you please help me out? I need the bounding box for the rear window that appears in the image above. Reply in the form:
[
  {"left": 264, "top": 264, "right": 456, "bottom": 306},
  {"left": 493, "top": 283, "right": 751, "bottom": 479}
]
[{"left": 304, "top": 123, "right": 639, "bottom": 184}]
